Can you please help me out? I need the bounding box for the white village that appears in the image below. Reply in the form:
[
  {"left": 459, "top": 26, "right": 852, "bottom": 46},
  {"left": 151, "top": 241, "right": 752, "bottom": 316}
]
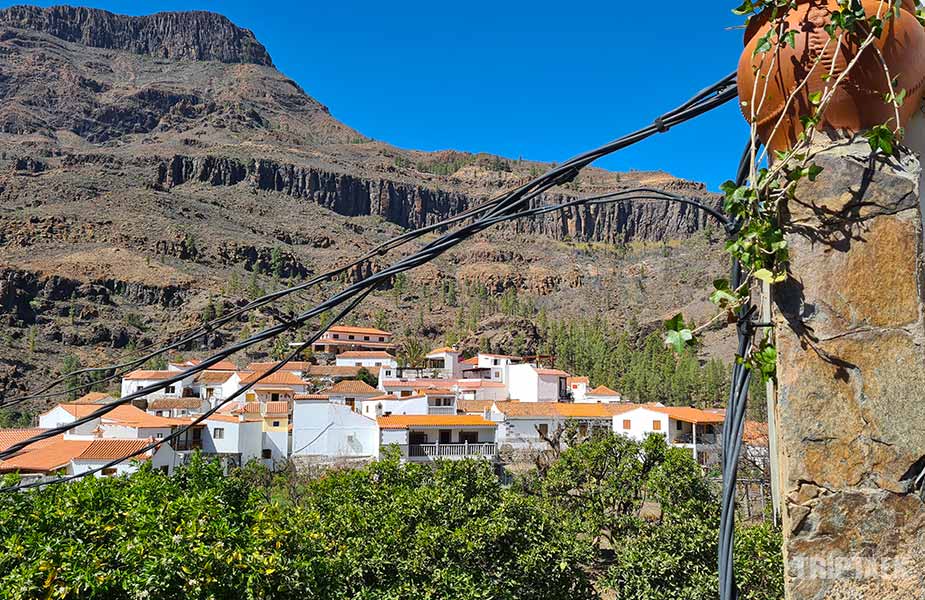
[{"left": 0, "top": 324, "right": 766, "bottom": 481}]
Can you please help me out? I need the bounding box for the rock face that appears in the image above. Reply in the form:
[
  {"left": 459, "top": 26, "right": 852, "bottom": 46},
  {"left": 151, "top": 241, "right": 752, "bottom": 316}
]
[
  {"left": 774, "top": 139, "right": 925, "bottom": 599},
  {"left": 156, "top": 155, "right": 719, "bottom": 242},
  {"left": 0, "top": 5, "right": 272, "bottom": 65}
]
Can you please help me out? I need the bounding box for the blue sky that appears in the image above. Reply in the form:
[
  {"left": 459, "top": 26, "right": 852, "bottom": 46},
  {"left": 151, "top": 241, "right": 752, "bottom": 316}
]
[{"left": 4, "top": 1, "right": 750, "bottom": 189}]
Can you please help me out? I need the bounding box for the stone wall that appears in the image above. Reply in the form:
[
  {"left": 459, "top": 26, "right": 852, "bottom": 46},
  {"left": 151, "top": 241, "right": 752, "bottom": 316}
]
[{"left": 774, "top": 139, "right": 925, "bottom": 598}]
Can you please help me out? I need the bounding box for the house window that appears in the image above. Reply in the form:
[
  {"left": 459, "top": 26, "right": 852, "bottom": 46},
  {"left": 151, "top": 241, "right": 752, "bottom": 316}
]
[
  {"left": 333, "top": 334, "right": 339, "bottom": 339},
  {"left": 676, "top": 421, "right": 683, "bottom": 431},
  {"left": 364, "top": 336, "right": 370, "bottom": 341},
  {"left": 439, "top": 430, "right": 452, "bottom": 444},
  {"left": 355, "top": 362, "right": 362, "bottom": 367},
  {"left": 538, "top": 423, "right": 549, "bottom": 437},
  {"left": 348, "top": 335, "right": 355, "bottom": 340},
  {"left": 271, "top": 393, "right": 280, "bottom": 402},
  {"left": 622, "top": 419, "right": 631, "bottom": 430},
  {"left": 155, "top": 410, "right": 165, "bottom": 417},
  {"left": 345, "top": 398, "right": 355, "bottom": 411},
  {"left": 375, "top": 362, "right": 381, "bottom": 367},
  {"left": 272, "top": 421, "right": 280, "bottom": 427},
  {"left": 409, "top": 432, "right": 428, "bottom": 445},
  {"left": 159, "top": 466, "right": 169, "bottom": 474},
  {"left": 378, "top": 337, "right": 384, "bottom": 341},
  {"left": 262, "top": 449, "right": 272, "bottom": 459},
  {"left": 156, "top": 433, "right": 164, "bottom": 439},
  {"left": 493, "top": 359, "right": 499, "bottom": 366},
  {"left": 165, "top": 386, "right": 175, "bottom": 394},
  {"left": 102, "top": 467, "right": 117, "bottom": 476},
  {"left": 400, "top": 390, "right": 411, "bottom": 397},
  {"left": 652, "top": 420, "right": 662, "bottom": 431},
  {"left": 214, "top": 428, "right": 225, "bottom": 439}
]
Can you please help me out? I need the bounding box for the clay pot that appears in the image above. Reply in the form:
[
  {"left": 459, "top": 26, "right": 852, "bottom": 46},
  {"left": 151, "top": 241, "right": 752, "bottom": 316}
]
[{"left": 737, "top": 0, "right": 925, "bottom": 152}]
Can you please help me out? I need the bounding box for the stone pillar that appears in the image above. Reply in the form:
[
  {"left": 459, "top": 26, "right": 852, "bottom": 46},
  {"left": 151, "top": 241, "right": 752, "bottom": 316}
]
[{"left": 774, "top": 138, "right": 925, "bottom": 599}]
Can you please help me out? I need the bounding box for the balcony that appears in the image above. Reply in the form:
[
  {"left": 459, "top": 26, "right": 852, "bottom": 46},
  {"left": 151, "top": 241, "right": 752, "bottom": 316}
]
[
  {"left": 427, "top": 406, "right": 457, "bottom": 415},
  {"left": 674, "top": 433, "right": 718, "bottom": 445},
  {"left": 408, "top": 442, "right": 497, "bottom": 460}
]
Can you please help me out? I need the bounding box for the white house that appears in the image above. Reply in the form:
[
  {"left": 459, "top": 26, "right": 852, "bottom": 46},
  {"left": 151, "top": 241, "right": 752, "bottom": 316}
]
[
  {"left": 358, "top": 390, "right": 456, "bottom": 419},
  {"left": 424, "top": 347, "right": 463, "bottom": 379},
  {"left": 194, "top": 370, "right": 238, "bottom": 404},
  {"left": 613, "top": 405, "right": 725, "bottom": 465},
  {"left": 201, "top": 414, "right": 264, "bottom": 467},
  {"left": 121, "top": 369, "right": 193, "bottom": 401},
  {"left": 308, "top": 325, "right": 394, "bottom": 354},
  {"left": 321, "top": 379, "right": 380, "bottom": 412},
  {"left": 334, "top": 351, "right": 398, "bottom": 369},
  {"left": 69, "top": 438, "right": 179, "bottom": 477},
  {"left": 506, "top": 364, "right": 570, "bottom": 403},
  {"left": 491, "top": 401, "right": 635, "bottom": 450},
  {"left": 454, "top": 379, "right": 508, "bottom": 402},
  {"left": 291, "top": 395, "right": 379, "bottom": 459},
  {"left": 237, "top": 370, "right": 307, "bottom": 403},
  {"left": 459, "top": 353, "right": 519, "bottom": 382},
  {"left": 584, "top": 385, "right": 623, "bottom": 404},
  {"left": 377, "top": 415, "right": 497, "bottom": 461},
  {"left": 567, "top": 377, "right": 589, "bottom": 402},
  {"left": 146, "top": 397, "right": 206, "bottom": 418}
]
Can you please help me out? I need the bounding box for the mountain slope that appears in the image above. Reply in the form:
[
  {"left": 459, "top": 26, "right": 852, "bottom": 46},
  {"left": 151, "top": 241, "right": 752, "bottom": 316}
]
[{"left": 0, "top": 5, "right": 731, "bottom": 404}]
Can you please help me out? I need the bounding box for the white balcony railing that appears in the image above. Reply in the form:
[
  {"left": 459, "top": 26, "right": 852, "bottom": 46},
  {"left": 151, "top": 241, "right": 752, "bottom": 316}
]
[
  {"left": 408, "top": 442, "right": 496, "bottom": 459},
  {"left": 427, "top": 406, "right": 457, "bottom": 415}
]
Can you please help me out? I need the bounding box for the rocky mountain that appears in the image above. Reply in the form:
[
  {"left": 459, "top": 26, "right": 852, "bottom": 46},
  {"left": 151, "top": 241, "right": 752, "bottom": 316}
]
[{"left": 0, "top": 5, "right": 731, "bottom": 406}]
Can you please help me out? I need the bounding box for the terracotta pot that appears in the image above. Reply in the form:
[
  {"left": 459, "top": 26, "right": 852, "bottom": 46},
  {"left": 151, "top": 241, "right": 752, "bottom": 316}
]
[{"left": 737, "top": 0, "right": 925, "bottom": 152}]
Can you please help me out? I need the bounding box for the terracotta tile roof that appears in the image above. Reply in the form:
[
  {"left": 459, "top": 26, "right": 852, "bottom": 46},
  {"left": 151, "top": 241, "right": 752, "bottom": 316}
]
[
  {"left": 648, "top": 406, "right": 726, "bottom": 425},
  {"left": 325, "top": 325, "right": 392, "bottom": 336},
  {"left": 55, "top": 403, "right": 188, "bottom": 429},
  {"left": 588, "top": 385, "right": 622, "bottom": 397},
  {"left": 304, "top": 365, "right": 381, "bottom": 378},
  {"left": 567, "top": 376, "right": 590, "bottom": 385},
  {"left": 239, "top": 371, "right": 304, "bottom": 386},
  {"left": 423, "top": 389, "right": 455, "bottom": 396},
  {"left": 147, "top": 398, "right": 201, "bottom": 410},
  {"left": 427, "top": 346, "right": 457, "bottom": 356},
  {"left": 245, "top": 361, "right": 313, "bottom": 372},
  {"left": 123, "top": 370, "right": 174, "bottom": 380},
  {"left": 480, "top": 353, "right": 519, "bottom": 359},
  {"left": 336, "top": 351, "right": 395, "bottom": 359},
  {"left": 460, "top": 357, "right": 479, "bottom": 365},
  {"left": 0, "top": 428, "right": 52, "bottom": 452},
  {"left": 0, "top": 437, "right": 90, "bottom": 473},
  {"left": 73, "top": 392, "right": 113, "bottom": 404},
  {"left": 233, "top": 401, "right": 262, "bottom": 415},
  {"left": 456, "top": 380, "right": 506, "bottom": 389},
  {"left": 294, "top": 393, "right": 330, "bottom": 400},
  {"left": 535, "top": 368, "right": 570, "bottom": 376},
  {"left": 195, "top": 371, "right": 234, "bottom": 384},
  {"left": 206, "top": 414, "right": 261, "bottom": 424},
  {"left": 326, "top": 380, "right": 379, "bottom": 395},
  {"left": 75, "top": 439, "right": 152, "bottom": 461},
  {"left": 377, "top": 415, "right": 496, "bottom": 429},
  {"left": 457, "top": 400, "right": 495, "bottom": 413},
  {"left": 743, "top": 421, "right": 769, "bottom": 446},
  {"left": 493, "top": 401, "right": 636, "bottom": 419},
  {"left": 264, "top": 401, "right": 289, "bottom": 415},
  {"left": 206, "top": 360, "right": 238, "bottom": 371}
]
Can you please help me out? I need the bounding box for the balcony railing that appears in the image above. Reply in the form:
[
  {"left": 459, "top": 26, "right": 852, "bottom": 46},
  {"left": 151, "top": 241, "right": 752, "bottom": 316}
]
[
  {"left": 408, "top": 442, "right": 496, "bottom": 459},
  {"left": 427, "top": 406, "right": 457, "bottom": 415},
  {"left": 673, "top": 433, "right": 718, "bottom": 445}
]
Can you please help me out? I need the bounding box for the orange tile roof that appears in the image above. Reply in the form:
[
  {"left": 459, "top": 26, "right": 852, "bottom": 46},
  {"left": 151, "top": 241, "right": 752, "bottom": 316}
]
[
  {"left": 536, "top": 368, "right": 570, "bottom": 376},
  {"left": 325, "top": 325, "right": 392, "bottom": 336},
  {"left": 264, "top": 401, "right": 289, "bottom": 415},
  {"left": 457, "top": 400, "right": 495, "bottom": 413},
  {"left": 75, "top": 439, "right": 152, "bottom": 461},
  {"left": 55, "top": 403, "right": 187, "bottom": 429},
  {"left": 234, "top": 401, "right": 262, "bottom": 415},
  {"left": 123, "top": 370, "right": 174, "bottom": 380},
  {"left": 293, "top": 393, "right": 330, "bottom": 400},
  {"left": 588, "top": 385, "right": 622, "bottom": 397},
  {"left": 73, "top": 392, "right": 113, "bottom": 404},
  {"left": 0, "top": 438, "right": 91, "bottom": 473},
  {"left": 0, "top": 428, "right": 52, "bottom": 452},
  {"left": 206, "top": 360, "right": 238, "bottom": 371},
  {"left": 195, "top": 371, "right": 234, "bottom": 384},
  {"left": 245, "top": 361, "right": 313, "bottom": 372},
  {"left": 239, "top": 371, "right": 305, "bottom": 386},
  {"left": 377, "top": 415, "right": 496, "bottom": 429},
  {"left": 326, "top": 380, "right": 379, "bottom": 395},
  {"left": 647, "top": 406, "right": 726, "bottom": 425},
  {"left": 493, "top": 401, "right": 636, "bottom": 419},
  {"left": 427, "top": 346, "right": 457, "bottom": 356},
  {"left": 460, "top": 357, "right": 479, "bottom": 365},
  {"left": 567, "top": 376, "right": 590, "bottom": 385},
  {"left": 147, "top": 398, "right": 201, "bottom": 410},
  {"left": 206, "top": 414, "right": 261, "bottom": 424},
  {"left": 336, "top": 351, "right": 395, "bottom": 359},
  {"left": 304, "top": 365, "right": 380, "bottom": 378}
]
